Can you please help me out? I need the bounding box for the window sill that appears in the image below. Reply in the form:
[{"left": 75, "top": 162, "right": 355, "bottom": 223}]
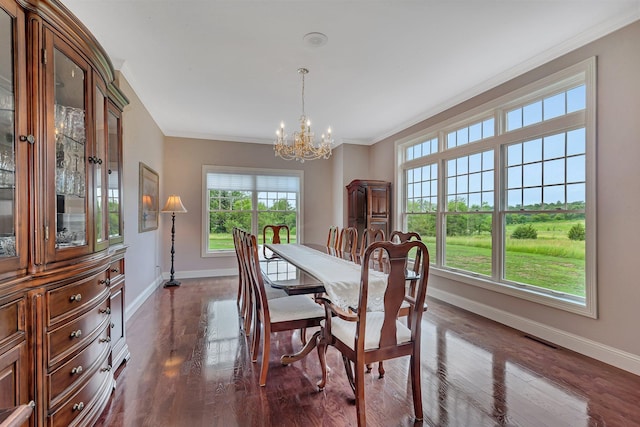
[{"left": 430, "top": 267, "right": 595, "bottom": 318}]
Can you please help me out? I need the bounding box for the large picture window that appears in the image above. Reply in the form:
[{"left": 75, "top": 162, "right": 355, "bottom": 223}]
[
  {"left": 397, "top": 58, "right": 595, "bottom": 316},
  {"left": 202, "top": 166, "right": 302, "bottom": 255}
]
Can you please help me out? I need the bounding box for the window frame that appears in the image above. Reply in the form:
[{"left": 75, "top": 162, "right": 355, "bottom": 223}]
[
  {"left": 396, "top": 58, "right": 596, "bottom": 317},
  {"left": 201, "top": 165, "right": 304, "bottom": 257}
]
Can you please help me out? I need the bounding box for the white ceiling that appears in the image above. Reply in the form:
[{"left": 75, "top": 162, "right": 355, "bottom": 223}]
[{"left": 60, "top": 0, "right": 640, "bottom": 146}]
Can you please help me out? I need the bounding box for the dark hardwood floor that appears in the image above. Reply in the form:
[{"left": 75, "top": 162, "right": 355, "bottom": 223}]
[{"left": 95, "top": 277, "right": 640, "bottom": 426}]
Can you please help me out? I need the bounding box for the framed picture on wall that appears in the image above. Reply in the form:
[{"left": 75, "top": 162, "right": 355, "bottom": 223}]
[{"left": 139, "top": 162, "right": 159, "bottom": 232}]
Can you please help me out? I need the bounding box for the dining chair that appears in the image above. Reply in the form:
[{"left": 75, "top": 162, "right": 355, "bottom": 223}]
[
  {"left": 359, "top": 228, "right": 385, "bottom": 269},
  {"left": 389, "top": 231, "right": 424, "bottom": 317},
  {"left": 244, "top": 232, "right": 326, "bottom": 386},
  {"left": 337, "top": 226, "right": 358, "bottom": 261},
  {"left": 235, "top": 228, "right": 287, "bottom": 335},
  {"left": 326, "top": 226, "right": 340, "bottom": 250},
  {"left": 316, "top": 239, "right": 430, "bottom": 426},
  {"left": 233, "top": 227, "right": 251, "bottom": 332},
  {"left": 262, "top": 224, "right": 291, "bottom": 259}
]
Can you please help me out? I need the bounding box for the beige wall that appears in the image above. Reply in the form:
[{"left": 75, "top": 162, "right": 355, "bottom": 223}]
[
  {"left": 117, "top": 74, "right": 165, "bottom": 313},
  {"left": 160, "top": 137, "right": 343, "bottom": 274},
  {"left": 369, "top": 21, "right": 640, "bottom": 362}
]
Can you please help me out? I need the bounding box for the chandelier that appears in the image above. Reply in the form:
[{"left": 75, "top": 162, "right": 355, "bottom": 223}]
[{"left": 274, "top": 68, "right": 333, "bottom": 162}]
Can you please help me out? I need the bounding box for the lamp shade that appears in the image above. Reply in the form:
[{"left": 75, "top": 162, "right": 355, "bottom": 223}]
[{"left": 161, "top": 195, "right": 188, "bottom": 213}]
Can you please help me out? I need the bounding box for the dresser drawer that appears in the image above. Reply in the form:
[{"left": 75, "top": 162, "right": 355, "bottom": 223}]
[
  {"left": 47, "top": 297, "right": 110, "bottom": 368},
  {"left": 0, "top": 297, "right": 24, "bottom": 348},
  {"left": 48, "top": 323, "right": 111, "bottom": 407},
  {"left": 107, "top": 258, "right": 124, "bottom": 284},
  {"left": 47, "top": 271, "right": 110, "bottom": 326},
  {"left": 48, "top": 352, "right": 113, "bottom": 427}
]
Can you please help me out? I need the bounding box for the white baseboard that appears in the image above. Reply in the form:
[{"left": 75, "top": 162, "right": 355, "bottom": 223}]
[
  {"left": 429, "top": 287, "right": 640, "bottom": 376},
  {"left": 161, "top": 268, "right": 238, "bottom": 279},
  {"left": 125, "top": 275, "right": 163, "bottom": 322}
]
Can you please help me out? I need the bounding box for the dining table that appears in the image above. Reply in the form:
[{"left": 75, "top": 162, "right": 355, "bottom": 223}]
[{"left": 260, "top": 242, "right": 390, "bottom": 365}]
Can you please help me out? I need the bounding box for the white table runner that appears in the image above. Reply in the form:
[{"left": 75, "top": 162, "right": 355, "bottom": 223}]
[{"left": 266, "top": 244, "right": 388, "bottom": 311}]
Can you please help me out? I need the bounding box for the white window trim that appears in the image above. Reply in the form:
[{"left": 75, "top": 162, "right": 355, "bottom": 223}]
[
  {"left": 395, "top": 57, "right": 596, "bottom": 318},
  {"left": 201, "top": 165, "right": 304, "bottom": 258}
]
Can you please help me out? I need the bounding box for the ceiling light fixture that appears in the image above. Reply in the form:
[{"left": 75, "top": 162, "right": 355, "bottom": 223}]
[{"left": 274, "top": 68, "right": 333, "bottom": 163}]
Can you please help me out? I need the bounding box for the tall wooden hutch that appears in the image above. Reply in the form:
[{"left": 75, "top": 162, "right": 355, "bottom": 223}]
[
  {"left": 346, "top": 180, "right": 391, "bottom": 248},
  {"left": 0, "top": 0, "right": 129, "bottom": 425}
]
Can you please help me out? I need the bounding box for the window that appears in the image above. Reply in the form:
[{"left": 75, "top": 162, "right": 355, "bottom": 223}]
[
  {"left": 397, "top": 58, "right": 595, "bottom": 317},
  {"left": 202, "top": 166, "right": 303, "bottom": 255}
]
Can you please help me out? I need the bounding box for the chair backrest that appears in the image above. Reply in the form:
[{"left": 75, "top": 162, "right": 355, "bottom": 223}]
[
  {"left": 243, "top": 232, "right": 272, "bottom": 323},
  {"left": 263, "top": 224, "right": 290, "bottom": 245},
  {"left": 359, "top": 228, "right": 385, "bottom": 257},
  {"left": 389, "top": 230, "right": 422, "bottom": 274},
  {"left": 338, "top": 227, "right": 358, "bottom": 260},
  {"left": 263, "top": 224, "right": 290, "bottom": 259},
  {"left": 326, "top": 226, "right": 339, "bottom": 249},
  {"left": 358, "top": 240, "right": 430, "bottom": 349},
  {"left": 233, "top": 227, "right": 248, "bottom": 286}
]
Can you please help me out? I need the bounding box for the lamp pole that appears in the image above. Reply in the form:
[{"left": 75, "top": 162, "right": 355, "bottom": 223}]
[
  {"left": 161, "top": 195, "right": 187, "bottom": 288},
  {"left": 164, "top": 211, "right": 180, "bottom": 287}
]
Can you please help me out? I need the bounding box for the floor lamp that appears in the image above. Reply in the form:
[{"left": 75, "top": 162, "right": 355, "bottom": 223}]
[{"left": 161, "top": 195, "right": 188, "bottom": 287}]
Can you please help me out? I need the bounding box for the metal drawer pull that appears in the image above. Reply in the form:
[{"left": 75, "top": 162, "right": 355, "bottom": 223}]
[
  {"left": 100, "top": 308, "right": 111, "bottom": 314},
  {"left": 69, "top": 294, "right": 82, "bottom": 302},
  {"left": 72, "top": 402, "right": 84, "bottom": 412},
  {"left": 110, "top": 267, "right": 119, "bottom": 273},
  {"left": 69, "top": 329, "right": 82, "bottom": 339},
  {"left": 71, "top": 365, "right": 83, "bottom": 375},
  {"left": 101, "top": 365, "right": 112, "bottom": 372},
  {"left": 99, "top": 278, "right": 111, "bottom": 286},
  {"left": 99, "top": 336, "right": 111, "bottom": 343}
]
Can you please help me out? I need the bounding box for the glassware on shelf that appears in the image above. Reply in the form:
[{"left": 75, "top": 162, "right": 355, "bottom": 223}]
[
  {"left": 0, "top": 92, "right": 13, "bottom": 110},
  {"left": 0, "top": 236, "right": 16, "bottom": 257}
]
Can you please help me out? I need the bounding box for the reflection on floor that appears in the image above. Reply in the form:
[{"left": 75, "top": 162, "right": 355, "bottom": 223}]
[{"left": 95, "top": 277, "right": 640, "bottom": 427}]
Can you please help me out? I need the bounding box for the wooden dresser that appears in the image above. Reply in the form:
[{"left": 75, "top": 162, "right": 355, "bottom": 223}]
[{"left": 0, "top": 0, "right": 129, "bottom": 425}]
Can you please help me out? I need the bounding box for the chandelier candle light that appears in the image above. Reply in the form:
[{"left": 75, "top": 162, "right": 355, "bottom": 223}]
[{"left": 274, "top": 68, "right": 333, "bottom": 162}]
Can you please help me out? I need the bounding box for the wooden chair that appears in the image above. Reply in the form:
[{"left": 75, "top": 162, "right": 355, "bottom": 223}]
[
  {"left": 233, "top": 227, "right": 251, "bottom": 332},
  {"left": 235, "top": 227, "right": 286, "bottom": 335},
  {"left": 389, "top": 231, "right": 424, "bottom": 311},
  {"left": 244, "top": 232, "right": 326, "bottom": 386},
  {"left": 317, "top": 240, "right": 430, "bottom": 426},
  {"left": 263, "top": 224, "right": 290, "bottom": 259},
  {"left": 337, "top": 226, "right": 358, "bottom": 261},
  {"left": 326, "top": 226, "right": 340, "bottom": 249},
  {"left": 359, "top": 228, "right": 385, "bottom": 269}
]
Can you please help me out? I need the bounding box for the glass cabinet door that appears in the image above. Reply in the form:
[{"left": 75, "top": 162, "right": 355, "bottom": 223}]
[
  {"left": 0, "top": 1, "right": 26, "bottom": 271},
  {"left": 94, "top": 80, "right": 108, "bottom": 251},
  {"left": 107, "top": 102, "right": 123, "bottom": 243},
  {"left": 52, "top": 43, "right": 89, "bottom": 254}
]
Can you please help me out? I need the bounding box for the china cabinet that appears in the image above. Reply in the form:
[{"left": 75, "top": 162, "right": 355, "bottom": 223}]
[
  {"left": 346, "top": 180, "right": 391, "bottom": 250},
  {"left": 0, "top": 0, "right": 130, "bottom": 426}
]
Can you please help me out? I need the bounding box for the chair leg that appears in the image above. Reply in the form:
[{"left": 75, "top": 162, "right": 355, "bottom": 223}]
[
  {"left": 316, "top": 335, "right": 328, "bottom": 391},
  {"left": 259, "top": 326, "right": 271, "bottom": 386},
  {"left": 378, "top": 361, "right": 385, "bottom": 378},
  {"left": 410, "top": 352, "right": 423, "bottom": 421},
  {"left": 343, "top": 356, "right": 356, "bottom": 394},
  {"left": 354, "top": 359, "right": 366, "bottom": 427},
  {"left": 300, "top": 328, "right": 307, "bottom": 346}
]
